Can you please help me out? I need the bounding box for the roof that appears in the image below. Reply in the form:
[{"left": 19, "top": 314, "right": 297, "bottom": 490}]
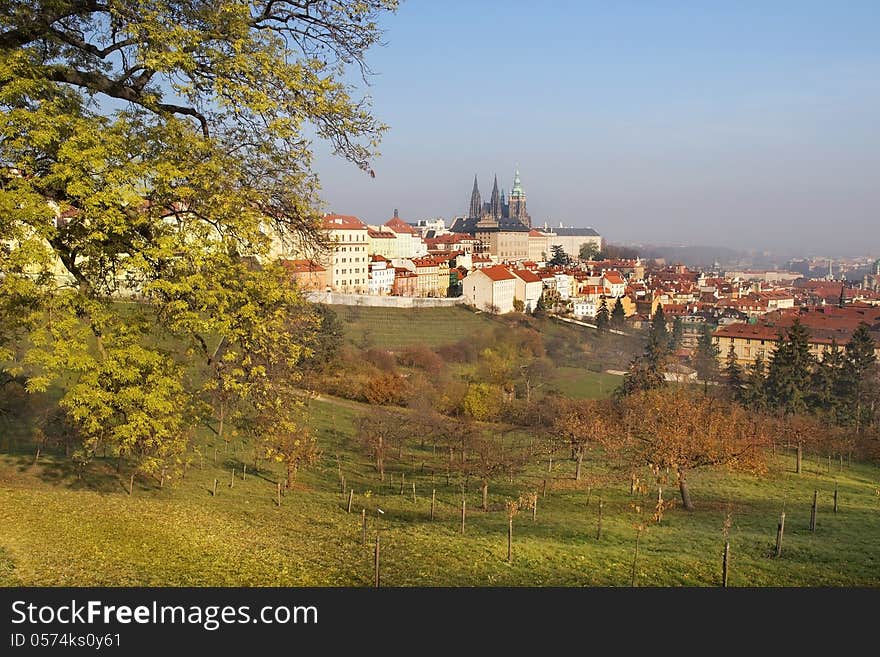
[
  {"left": 368, "top": 228, "right": 395, "bottom": 239},
  {"left": 323, "top": 214, "right": 367, "bottom": 230},
  {"left": 602, "top": 271, "right": 626, "bottom": 285},
  {"left": 478, "top": 265, "right": 517, "bottom": 282},
  {"left": 384, "top": 216, "right": 419, "bottom": 235},
  {"left": 280, "top": 259, "right": 326, "bottom": 274},
  {"left": 512, "top": 269, "right": 542, "bottom": 284},
  {"left": 550, "top": 227, "right": 600, "bottom": 237}
]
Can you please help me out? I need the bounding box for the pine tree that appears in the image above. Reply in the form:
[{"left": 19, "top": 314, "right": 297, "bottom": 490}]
[
  {"left": 619, "top": 303, "right": 669, "bottom": 396},
  {"left": 693, "top": 323, "right": 720, "bottom": 383},
  {"left": 646, "top": 304, "right": 670, "bottom": 363},
  {"left": 549, "top": 244, "right": 569, "bottom": 267},
  {"left": 808, "top": 340, "right": 843, "bottom": 422},
  {"left": 742, "top": 353, "right": 767, "bottom": 411},
  {"left": 610, "top": 298, "right": 626, "bottom": 329},
  {"left": 725, "top": 342, "right": 744, "bottom": 401},
  {"left": 840, "top": 323, "right": 877, "bottom": 432},
  {"left": 595, "top": 298, "right": 610, "bottom": 331},
  {"left": 766, "top": 319, "right": 815, "bottom": 416}
]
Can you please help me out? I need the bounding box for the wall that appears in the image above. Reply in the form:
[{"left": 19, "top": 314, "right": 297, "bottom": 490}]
[{"left": 306, "top": 291, "right": 466, "bottom": 308}]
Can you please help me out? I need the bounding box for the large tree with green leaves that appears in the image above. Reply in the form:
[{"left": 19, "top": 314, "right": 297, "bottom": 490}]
[
  {"left": 839, "top": 323, "right": 877, "bottom": 432},
  {"left": 1, "top": 1, "right": 396, "bottom": 475},
  {"left": 766, "top": 320, "right": 815, "bottom": 416}
]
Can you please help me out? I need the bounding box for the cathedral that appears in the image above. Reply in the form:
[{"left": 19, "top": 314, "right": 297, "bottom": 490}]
[{"left": 450, "top": 169, "right": 531, "bottom": 233}]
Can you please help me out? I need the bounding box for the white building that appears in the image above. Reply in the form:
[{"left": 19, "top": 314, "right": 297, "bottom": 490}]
[
  {"left": 368, "top": 255, "right": 395, "bottom": 295},
  {"left": 462, "top": 265, "right": 516, "bottom": 314},
  {"left": 573, "top": 299, "right": 598, "bottom": 319},
  {"left": 554, "top": 273, "right": 572, "bottom": 300},
  {"left": 511, "top": 269, "right": 544, "bottom": 313},
  {"left": 321, "top": 214, "right": 369, "bottom": 292}
]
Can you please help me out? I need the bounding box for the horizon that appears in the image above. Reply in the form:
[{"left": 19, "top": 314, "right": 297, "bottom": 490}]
[{"left": 312, "top": 0, "right": 880, "bottom": 257}]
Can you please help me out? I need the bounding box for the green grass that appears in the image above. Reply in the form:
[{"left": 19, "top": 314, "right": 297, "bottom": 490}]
[
  {"left": 2, "top": 394, "right": 879, "bottom": 587},
  {"left": 331, "top": 305, "right": 501, "bottom": 350},
  {"left": 550, "top": 367, "right": 623, "bottom": 399}
]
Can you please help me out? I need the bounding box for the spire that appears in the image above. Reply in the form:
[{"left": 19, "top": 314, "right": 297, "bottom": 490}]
[
  {"left": 510, "top": 168, "right": 524, "bottom": 197},
  {"left": 468, "top": 175, "right": 481, "bottom": 219},
  {"left": 489, "top": 174, "right": 501, "bottom": 218}
]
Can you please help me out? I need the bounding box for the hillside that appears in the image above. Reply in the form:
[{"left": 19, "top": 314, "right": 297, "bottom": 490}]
[{"left": 2, "top": 394, "right": 879, "bottom": 586}]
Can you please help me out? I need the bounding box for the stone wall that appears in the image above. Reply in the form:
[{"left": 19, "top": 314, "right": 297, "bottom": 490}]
[{"left": 306, "top": 291, "right": 467, "bottom": 308}]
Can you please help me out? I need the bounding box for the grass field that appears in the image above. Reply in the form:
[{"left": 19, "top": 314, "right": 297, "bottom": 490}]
[
  {"left": 549, "top": 367, "right": 623, "bottom": 399},
  {"left": 331, "top": 305, "right": 501, "bottom": 350},
  {"left": 2, "top": 394, "right": 879, "bottom": 587}
]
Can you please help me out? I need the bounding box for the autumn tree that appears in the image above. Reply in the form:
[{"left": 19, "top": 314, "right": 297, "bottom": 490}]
[
  {"left": 458, "top": 424, "right": 529, "bottom": 511},
  {"left": 355, "top": 409, "right": 405, "bottom": 482},
  {"left": 553, "top": 398, "right": 617, "bottom": 481},
  {"left": 1, "top": 1, "right": 396, "bottom": 465},
  {"left": 622, "top": 388, "right": 768, "bottom": 510}
]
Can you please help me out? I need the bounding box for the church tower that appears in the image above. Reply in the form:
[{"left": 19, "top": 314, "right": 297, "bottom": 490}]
[
  {"left": 508, "top": 168, "right": 531, "bottom": 227},
  {"left": 468, "top": 175, "right": 482, "bottom": 219},
  {"left": 489, "top": 174, "right": 502, "bottom": 219}
]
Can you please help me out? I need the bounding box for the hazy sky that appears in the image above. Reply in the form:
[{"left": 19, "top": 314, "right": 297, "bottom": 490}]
[{"left": 312, "top": 1, "right": 880, "bottom": 256}]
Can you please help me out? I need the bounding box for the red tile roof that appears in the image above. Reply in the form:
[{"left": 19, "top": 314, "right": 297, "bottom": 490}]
[
  {"left": 324, "top": 214, "right": 367, "bottom": 230},
  {"left": 280, "top": 259, "right": 326, "bottom": 274},
  {"left": 480, "top": 265, "right": 517, "bottom": 282},
  {"left": 512, "top": 269, "right": 542, "bottom": 284},
  {"left": 384, "top": 216, "right": 418, "bottom": 235}
]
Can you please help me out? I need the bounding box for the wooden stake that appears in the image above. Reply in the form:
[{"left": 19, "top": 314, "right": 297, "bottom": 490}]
[
  {"left": 775, "top": 511, "right": 785, "bottom": 557},
  {"left": 212, "top": 478, "right": 218, "bottom": 497},
  {"left": 431, "top": 489, "right": 436, "bottom": 521},
  {"left": 276, "top": 481, "right": 282, "bottom": 507},
  {"left": 374, "top": 533, "right": 380, "bottom": 587},
  {"left": 412, "top": 482, "right": 416, "bottom": 502},
  {"left": 833, "top": 483, "right": 838, "bottom": 513},
  {"left": 341, "top": 475, "right": 346, "bottom": 495},
  {"left": 361, "top": 509, "right": 367, "bottom": 545},
  {"left": 810, "top": 490, "right": 818, "bottom": 532},
  {"left": 722, "top": 541, "right": 730, "bottom": 588},
  {"left": 548, "top": 456, "right": 553, "bottom": 472},
  {"left": 533, "top": 496, "right": 537, "bottom": 521},
  {"left": 399, "top": 472, "right": 405, "bottom": 495},
  {"left": 230, "top": 468, "right": 235, "bottom": 488},
  {"left": 507, "top": 517, "right": 513, "bottom": 563},
  {"left": 596, "top": 500, "right": 604, "bottom": 540},
  {"left": 631, "top": 527, "right": 642, "bottom": 587},
  {"left": 129, "top": 472, "right": 134, "bottom": 496},
  {"left": 461, "top": 498, "right": 466, "bottom": 534},
  {"left": 542, "top": 478, "right": 547, "bottom": 498},
  {"left": 243, "top": 464, "right": 247, "bottom": 481},
  {"left": 347, "top": 489, "right": 354, "bottom": 513}
]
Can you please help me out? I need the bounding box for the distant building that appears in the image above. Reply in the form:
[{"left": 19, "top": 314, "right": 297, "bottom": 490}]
[{"left": 462, "top": 265, "right": 517, "bottom": 314}]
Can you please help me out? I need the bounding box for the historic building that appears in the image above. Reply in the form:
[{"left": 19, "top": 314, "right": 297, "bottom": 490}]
[{"left": 451, "top": 169, "right": 531, "bottom": 232}]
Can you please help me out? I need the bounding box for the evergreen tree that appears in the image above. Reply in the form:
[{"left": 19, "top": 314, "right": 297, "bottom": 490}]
[
  {"left": 724, "top": 342, "right": 744, "bottom": 401},
  {"left": 549, "top": 244, "right": 570, "bottom": 267},
  {"left": 671, "top": 316, "right": 684, "bottom": 352},
  {"left": 618, "top": 303, "right": 669, "bottom": 396},
  {"left": 840, "top": 323, "right": 877, "bottom": 432},
  {"left": 693, "top": 323, "right": 720, "bottom": 383},
  {"left": 742, "top": 353, "right": 768, "bottom": 411},
  {"left": 766, "top": 319, "right": 815, "bottom": 415},
  {"left": 808, "top": 341, "right": 843, "bottom": 422},
  {"left": 610, "top": 298, "right": 626, "bottom": 329},
  {"left": 595, "top": 298, "right": 610, "bottom": 331}
]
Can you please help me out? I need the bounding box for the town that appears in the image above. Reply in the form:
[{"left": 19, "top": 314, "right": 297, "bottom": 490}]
[{"left": 280, "top": 170, "right": 880, "bottom": 372}]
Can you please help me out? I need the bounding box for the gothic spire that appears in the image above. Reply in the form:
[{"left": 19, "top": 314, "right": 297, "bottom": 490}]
[
  {"left": 489, "top": 174, "right": 501, "bottom": 218},
  {"left": 468, "top": 175, "right": 481, "bottom": 219}
]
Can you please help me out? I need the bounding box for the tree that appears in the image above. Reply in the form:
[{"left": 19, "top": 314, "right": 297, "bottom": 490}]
[
  {"left": 553, "top": 398, "right": 616, "bottom": 481},
  {"left": 622, "top": 388, "right": 768, "bottom": 510},
  {"left": 692, "top": 323, "right": 720, "bottom": 383},
  {"left": 513, "top": 298, "right": 525, "bottom": 313},
  {"left": 458, "top": 423, "right": 529, "bottom": 510},
  {"left": 724, "top": 342, "right": 744, "bottom": 401},
  {"left": 766, "top": 320, "right": 815, "bottom": 415},
  {"left": 579, "top": 242, "right": 600, "bottom": 261},
  {"left": 648, "top": 304, "right": 669, "bottom": 359},
  {"left": 742, "top": 353, "right": 768, "bottom": 412},
  {"left": 1, "top": 1, "right": 395, "bottom": 468},
  {"left": 258, "top": 397, "right": 320, "bottom": 490},
  {"left": 610, "top": 297, "right": 626, "bottom": 329},
  {"left": 840, "top": 323, "right": 877, "bottom": 432},
  {"left": 808, "top": 341, "right": 844, "bottom": 422},
  {"left": 549, "top": 244, "right": 570, "bottom": 267},
  {"left": 356, "top": 409, "right": 404, "bottom": 482},
  {"left": 618, "top": 305, "right": 669, "bottom": 396},
  {"left": 595, "top": 298, "right": 610, "bottom": 331}
]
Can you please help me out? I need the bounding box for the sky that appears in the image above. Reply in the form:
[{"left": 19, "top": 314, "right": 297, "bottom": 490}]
[{"left": 311, "top": 0, "right": 880, "bottom": 256}]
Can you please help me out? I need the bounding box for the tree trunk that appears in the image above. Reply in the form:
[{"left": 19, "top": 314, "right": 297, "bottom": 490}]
[
  {"left": 575, "top": 448, "right": 584, "bottom": 481},
  {"left": 678, "top": 468, "right": 694, "bottom": 511},
  {"left": 481, "top": 481, "right": 488, "bottom": 511}
]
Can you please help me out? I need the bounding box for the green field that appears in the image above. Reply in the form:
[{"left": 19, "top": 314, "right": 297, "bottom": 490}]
[
  {"left": 2, "top": 394, "right": 879, "bottom": 586},
  {"left": 331, "top": 305, "right": 501, "bottom": 350},
  {"left": 550, "top": 367, "right": 623, "bottom": 399}
]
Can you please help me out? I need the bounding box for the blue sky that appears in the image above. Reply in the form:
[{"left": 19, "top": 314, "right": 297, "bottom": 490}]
[{"left": 312, "top": 1, "right": 880, "bottom": 255}]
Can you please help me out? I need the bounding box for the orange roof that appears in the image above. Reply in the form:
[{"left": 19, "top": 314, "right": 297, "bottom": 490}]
[
  {"left": 512, "top": 269, "right": 542, "bottom": 284},
  {"left": 603, "top": 271, "right": 625, "bottom": 285},
  {"left": 384, "top": 216, "right": 418, "bottom": 235},
  {"left": 280, "top": 259, "right": 326, "bottom": 274},
  {"left": 323, "top": 214, "right": 367, "bottom": 230},
  {"left": 368, "top": 228, "right": 395, "bottom": 239},
  {"left": 480, "top": 265, "right": 517, "bottom": 282}
]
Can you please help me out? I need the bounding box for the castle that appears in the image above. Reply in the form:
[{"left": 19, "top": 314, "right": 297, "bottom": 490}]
[{"left": 450, "top": 169, "right": 531, "bottom": 233}]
